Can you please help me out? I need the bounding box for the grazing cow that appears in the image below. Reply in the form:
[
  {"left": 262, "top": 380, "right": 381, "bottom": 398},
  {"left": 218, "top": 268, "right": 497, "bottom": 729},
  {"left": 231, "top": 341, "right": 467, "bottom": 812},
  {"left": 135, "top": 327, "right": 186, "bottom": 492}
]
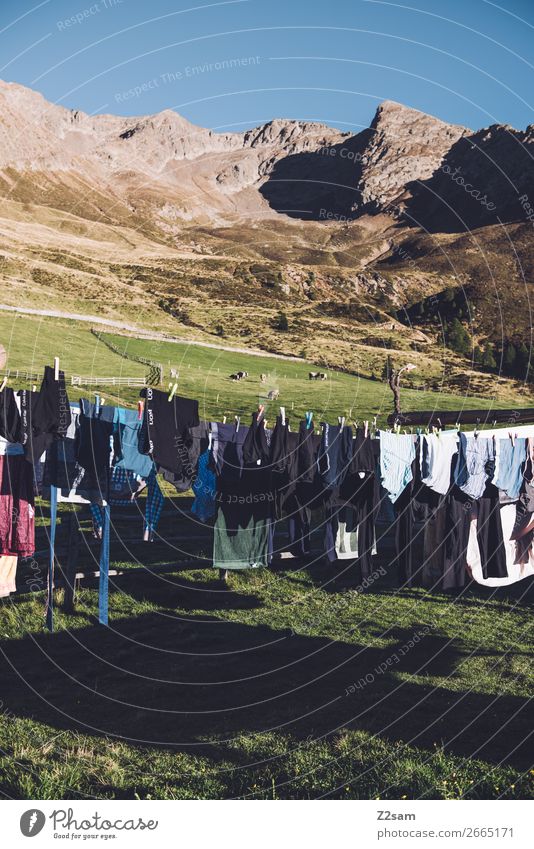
[
  {"left": 230, "top": 371, "right": 249, "bottom": 381},
  {"left": 309, "top": 371, "right": 327, "bottom": 380},
  {"left": 267, "top": 389, "right": 280, "bottom": 400}
]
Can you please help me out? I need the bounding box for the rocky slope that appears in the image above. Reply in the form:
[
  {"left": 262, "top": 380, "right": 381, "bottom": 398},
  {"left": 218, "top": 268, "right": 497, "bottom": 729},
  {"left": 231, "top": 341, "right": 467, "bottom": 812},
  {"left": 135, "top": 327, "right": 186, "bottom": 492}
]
[
  {"left": 1, "top": 78, "right": 532, "bottom": 232},
  {"left": 0, "top": 77, "right": 533, "bottom": 389}
]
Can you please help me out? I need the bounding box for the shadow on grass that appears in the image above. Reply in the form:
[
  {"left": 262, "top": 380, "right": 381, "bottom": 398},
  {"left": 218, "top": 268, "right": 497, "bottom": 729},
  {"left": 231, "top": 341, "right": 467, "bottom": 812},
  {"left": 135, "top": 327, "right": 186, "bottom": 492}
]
[{"left": 0, "top": 611, "right": 532, "bottom": 770}]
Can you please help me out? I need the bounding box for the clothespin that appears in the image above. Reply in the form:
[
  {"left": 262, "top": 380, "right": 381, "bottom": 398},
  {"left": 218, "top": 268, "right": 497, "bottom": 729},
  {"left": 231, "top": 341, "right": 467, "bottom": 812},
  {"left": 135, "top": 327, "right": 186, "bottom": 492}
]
[
  {"left": 305, "top": 411, "right": 313, "bottom": 430},
  {"left": 364, "top": 420, "right": 369, "bottom": 438},
  {"left": 338, "top": 416, "right": 345, "bottom": 428},
  {"left": 235, "top": 415, "right": 240, "bottom": 432},
  {"left": 32, "top": 384, "right": 37, "bottom": 393},
  {"left": 94, "top": 393, "right": 101, "bottom": 416},
  {"left": 137, "top": 399, "right": 144, "bottom": 421},
  {"left": 222, "top": 415, "right": 227, "bottom": 424},
  {"left": 258, "top": 404, "right": 265, "bottom": 421},
  {"left": 475, "top": 418, "right": 480, "bottom": 437},
  {"left": 53, "top": 357, "right": 59, "bottom": 381},
  {"left": 0, "top": 376, "right": 6, "bottom": 392},
  {"left": 437, "top": 418, "right": 443, "bottom": 431},
  {"left": 168, "top": 382, "right": 178, "bottom": 402},
  {"left": 280, "top": 406, "right": 286, "bottom": 425}
]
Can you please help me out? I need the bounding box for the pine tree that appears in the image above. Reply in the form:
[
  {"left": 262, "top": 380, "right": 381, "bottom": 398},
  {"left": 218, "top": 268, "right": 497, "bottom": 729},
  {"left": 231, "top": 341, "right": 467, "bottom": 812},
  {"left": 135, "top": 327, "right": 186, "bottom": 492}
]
[
  {"left": 516, "top": 341, "right": 530, "bottom": 377},
  {"left": 275, "top": 311, "right": 289, "bottom": 331},
  {"left": 446, "top": 318, "right": 471, "bottom": 355},
  {"left": 481, "top": 342, "right": 496, "bottom": 370},
  {"left": 503, "top": 341, "right": 517, "bottom": 373}
]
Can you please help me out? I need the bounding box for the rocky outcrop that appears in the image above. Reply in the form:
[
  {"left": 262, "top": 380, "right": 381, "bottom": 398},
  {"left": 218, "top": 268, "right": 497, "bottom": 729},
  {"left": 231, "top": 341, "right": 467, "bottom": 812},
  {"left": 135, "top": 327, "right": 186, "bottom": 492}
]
[
  {"left": 0, "top": 78, "right": 532, "bottom": 232},
  {"left": 408, "top": 123, "right": 534, "bottom": 231},
  {"left": 356, "top": 100, "right": 467, "bottom": 212}
]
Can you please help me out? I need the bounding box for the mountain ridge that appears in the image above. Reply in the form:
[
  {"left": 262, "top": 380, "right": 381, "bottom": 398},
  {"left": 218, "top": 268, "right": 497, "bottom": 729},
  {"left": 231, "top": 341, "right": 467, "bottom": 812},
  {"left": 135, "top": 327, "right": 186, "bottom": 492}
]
[{"left": 0, "top": 77, "right": 533, "bottom": 400}]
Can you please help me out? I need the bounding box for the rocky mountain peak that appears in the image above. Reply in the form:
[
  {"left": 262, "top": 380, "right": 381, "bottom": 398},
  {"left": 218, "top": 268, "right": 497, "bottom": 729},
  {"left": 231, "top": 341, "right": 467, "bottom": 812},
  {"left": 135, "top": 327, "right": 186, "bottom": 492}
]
[
  {"left": 0, "top": 78, "right": 531, "bottom": 233},
  {"left": 356, "top": 100, "right": 469, "bottom": 212}
]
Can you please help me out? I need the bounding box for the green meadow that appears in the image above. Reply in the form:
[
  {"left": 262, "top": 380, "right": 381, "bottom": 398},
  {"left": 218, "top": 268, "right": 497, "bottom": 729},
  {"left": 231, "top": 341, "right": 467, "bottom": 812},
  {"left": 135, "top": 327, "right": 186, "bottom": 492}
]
[{"left": 0, "top": 313, "right": 532, "bottom": 801}]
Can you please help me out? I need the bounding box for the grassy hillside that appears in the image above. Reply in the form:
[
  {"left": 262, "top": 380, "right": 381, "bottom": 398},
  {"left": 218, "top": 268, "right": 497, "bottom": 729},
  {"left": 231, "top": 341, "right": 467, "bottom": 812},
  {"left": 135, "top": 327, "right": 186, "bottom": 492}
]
[
  {"left": 0, "top": 309, "right": 526, "bottom": 423},
  {"left": 1, "top": 198, "right": 533, "bottom": 406},
  {"left": 103, "top": 331, "right": 513, "bottom": 425},
  {"left": 0, "top": 314, "right": 146, "bottom": 379}
]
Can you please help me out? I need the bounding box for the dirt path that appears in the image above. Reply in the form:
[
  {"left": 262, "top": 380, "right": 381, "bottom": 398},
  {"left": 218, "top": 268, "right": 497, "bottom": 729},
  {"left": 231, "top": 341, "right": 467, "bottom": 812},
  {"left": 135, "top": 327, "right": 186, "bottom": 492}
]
[{"left": 0, "top": 303, "right": 307, "bottom": 362}]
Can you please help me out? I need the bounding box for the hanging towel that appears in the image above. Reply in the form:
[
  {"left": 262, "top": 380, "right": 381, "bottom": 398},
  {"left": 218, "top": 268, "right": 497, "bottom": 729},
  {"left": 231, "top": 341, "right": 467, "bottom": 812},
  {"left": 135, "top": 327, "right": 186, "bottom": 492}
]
[
  {"left": 379, "top": 431, "right": 416, "bottom": 503},
  {"left": 420, "top": 432, "right": 458, "bottom": 495},
  {"left": 455, "top": 435, "right": 495, "bottom": 501},
  {"left": 493, "top": 437, "right": 526, "bottom": 500},
  {"left": 0, "top": 554, "right": 17, "bottom": 597}
]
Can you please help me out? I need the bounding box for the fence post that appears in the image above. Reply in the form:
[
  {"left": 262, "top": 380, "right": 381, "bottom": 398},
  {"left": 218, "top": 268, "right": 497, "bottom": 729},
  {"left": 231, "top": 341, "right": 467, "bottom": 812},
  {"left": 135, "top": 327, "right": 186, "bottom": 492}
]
[{"left": 63, "top": 508, "right": 80, "bottom": 613}]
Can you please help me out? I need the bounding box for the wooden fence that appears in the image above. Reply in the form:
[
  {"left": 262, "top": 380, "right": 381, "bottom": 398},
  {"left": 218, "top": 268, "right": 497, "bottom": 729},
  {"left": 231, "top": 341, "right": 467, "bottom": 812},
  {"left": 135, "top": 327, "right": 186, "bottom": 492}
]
[{"left": 70, "top": 375, "right": 147, "bottom": 387}]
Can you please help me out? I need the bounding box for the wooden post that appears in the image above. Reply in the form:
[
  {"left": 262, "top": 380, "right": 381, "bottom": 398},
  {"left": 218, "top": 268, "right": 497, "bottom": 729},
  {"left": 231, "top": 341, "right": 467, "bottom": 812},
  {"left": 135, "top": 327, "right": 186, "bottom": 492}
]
[{"left": 63, "top": 508, "right": 80, "bottom": 613}]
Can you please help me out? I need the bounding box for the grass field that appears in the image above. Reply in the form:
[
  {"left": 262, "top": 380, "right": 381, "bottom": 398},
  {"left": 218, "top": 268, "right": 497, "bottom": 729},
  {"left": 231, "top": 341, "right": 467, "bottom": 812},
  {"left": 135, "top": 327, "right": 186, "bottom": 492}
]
[
  {"left": 0, "top": 500, "right": 532, "bottom": 800},
  {"left": 0, "top": 316, "right": 533, "bottom": 800},
  {"left": 0, "top": 314, "right": 146, "bottom": 380},
  {"left": 0, "top": 311, "right": 528, "bottom": 423},
  {"left": 102, "top": 331, "right": 515, "bottom": 425}
]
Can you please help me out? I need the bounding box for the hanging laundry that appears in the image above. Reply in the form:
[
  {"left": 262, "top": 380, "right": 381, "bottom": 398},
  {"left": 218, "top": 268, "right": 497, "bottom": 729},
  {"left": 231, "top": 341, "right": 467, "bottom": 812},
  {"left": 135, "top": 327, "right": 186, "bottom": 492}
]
[
  {"left": 19, "top": 388, "right": 52, "bottom": 467},
  {"left": 114, "top": 406, "right": 154, "bottom": 478},
  {"left": 269, "top": 416, "right": 314, "bottom": 557},
  {"left": 0, "top": 455, "right": 35, "bottom": 557},
  {"left": 468, "top": 502, "right": 534, "bottom": 586},
  {"left": 493, "top": 437, "right": 526, "bottom": 500},
  {"left": 212, "top": 415, "right": 273, "bottom": 571},
  {"left": 138, "top": 387, "right": 199, "bottom": 486},
  {"left": 0, "top": 391, "right": 23, "bottom": 459},
  {"left": 317, "top": 423, "right": 353, "bottom": 490},
  {"left": 188, "top": 420, "right": 211, "bottom": 473},
  {"left": 0, "top": 554, "right": 17, "bottom": 597},
  {"left": 76, "top": 399, "right": 114, "bottom": 503},
  {"left": 297, "top": 418, "right": 320, "bottom": 484},
  {"left": 81, "top": 398, "right": 115, "bottom": 423},
  {"left": 509, "top": 439, "right": 534, "bottom": 559},
  {"left": 380, "top": 431, "right": 416, "bottom": 502},
  {"left": 90, "top": 466, "right": 164, "bottom": 540},
  {"left": 454, "top": 433, "right": 495, "bottom": 500},
  {"left": 326, "top": 428, "right": 380, "bottom": 577},
  {"left": 191, "top": 442, "right": 216, "bottom": 523},
  {"left": 420, "top": 431, "right": 458, "bottom": 495},
  {"left": 45, "top": 404, "right": 108, "bottom": 504},
  {"left": 44, "top": 405, "right": 87, "bottom": 503},
  {"left": 0, "top": 387, "right": 22, "bottom": 444}
]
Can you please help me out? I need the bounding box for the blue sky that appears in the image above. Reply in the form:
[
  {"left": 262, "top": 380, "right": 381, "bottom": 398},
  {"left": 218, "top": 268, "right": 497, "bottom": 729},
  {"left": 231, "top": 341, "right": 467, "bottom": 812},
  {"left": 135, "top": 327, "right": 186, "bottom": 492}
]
[{"left": 1, "top": 0, "right": 533, "bottom": 133}]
